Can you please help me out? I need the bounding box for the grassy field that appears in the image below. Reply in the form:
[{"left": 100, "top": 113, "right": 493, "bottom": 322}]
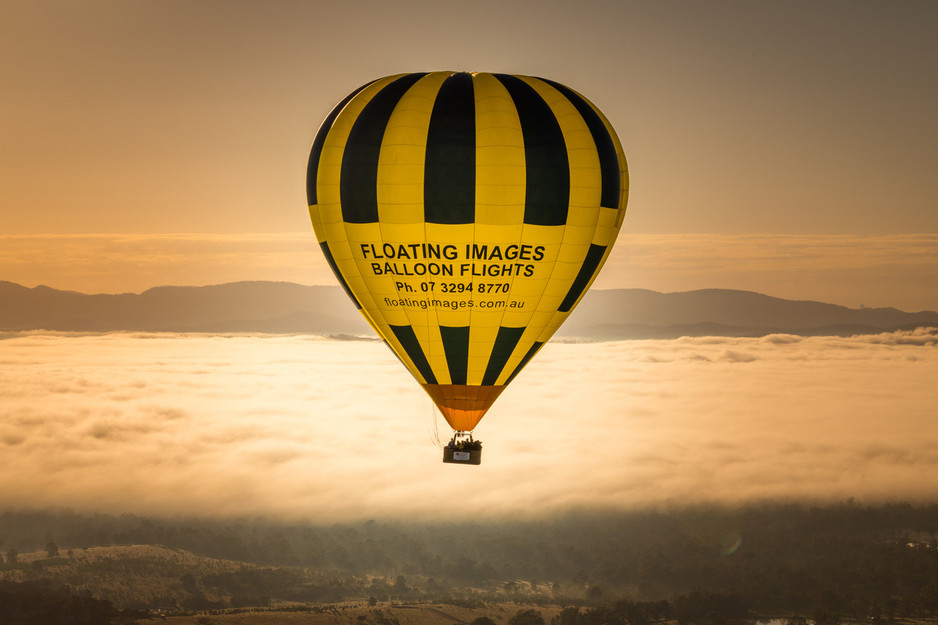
[{"left": 154, "top": 602, "right": 565, "bottom": 625}]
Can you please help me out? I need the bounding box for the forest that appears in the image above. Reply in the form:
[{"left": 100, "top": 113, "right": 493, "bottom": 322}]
[{"left": 0, "top": 502, "right": 937, "bottom": 624}]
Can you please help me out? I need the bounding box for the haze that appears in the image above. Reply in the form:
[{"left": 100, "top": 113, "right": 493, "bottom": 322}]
[
  {"left": 3, "top": 1, "right": 938, "bottom": 311},
  {"left": 2, "top": 331, "right": 936, "bottom": 521}
]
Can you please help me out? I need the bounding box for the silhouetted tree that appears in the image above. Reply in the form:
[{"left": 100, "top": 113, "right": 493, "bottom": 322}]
[
  {"left": 812, "top": 607, "right": 839, "bottom": 625},
  {"left": 672, "top": 591, "right": 753, "bottom": 625},
  {"left": 393, "top": 574, "right": 409, "bottom": 596},
  {"left": 510, "top": 609, "right": 546, "bottom": 625},
  {"left": 0, "top": 580, "right": 121, "bottom": 624},
  {"left": 180, "top": 572, "right": 199, "bottom": 594},
  {"left": 587, "top": 585, "right": 603, "bottom": 605},
  {"left": 553, "top": 607, "right": 580, "bottom": 625}
]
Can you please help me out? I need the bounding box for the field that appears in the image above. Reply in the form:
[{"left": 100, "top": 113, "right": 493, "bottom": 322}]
[{"left": 157, "top": 602, "right": 564, "bottom": 625}]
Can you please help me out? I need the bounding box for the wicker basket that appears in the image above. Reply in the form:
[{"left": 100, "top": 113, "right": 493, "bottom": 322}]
[{"left": 442, "top": 447, "right": 482, "bottom": 465}]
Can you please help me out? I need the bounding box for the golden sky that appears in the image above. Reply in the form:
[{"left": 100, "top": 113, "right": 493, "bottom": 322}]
[{"left": 2, "top": 0, "right": 937, "bottom": 308}]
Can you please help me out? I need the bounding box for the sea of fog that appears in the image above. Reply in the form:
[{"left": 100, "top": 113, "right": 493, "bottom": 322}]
[{"left": 1, "top": 330, "right": 937, "bottom": 520}]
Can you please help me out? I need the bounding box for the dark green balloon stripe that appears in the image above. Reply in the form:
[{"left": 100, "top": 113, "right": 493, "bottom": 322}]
[
  {"left": 494, "top": 74, "right": 570, "bottom": 227},
  {"left": 505, "top": 341, "right": 544, "bottom": 385},
  {"left": 340, "top": 73, "right": 427, "bottom": 223},
  {"left": 559, "top": 244, "right": 606, "bottom": 313},
  {"left": 425, "top": 73, "right": 476, "bottom": 224},
  {"left": 389, "top": 324, "right": 437, "bottom": 385},
  {"left": 440, "top": 325, "right": 470, "bottom": 385},
  {"left": 319, "top": 242, "right": 361, "bottom": 310},
  {"left": 307, "top": 81, "right": 375, "bottom": 206},
  {"left": 482, "top": 326, "right": 526, "bottom": 385},
  {"left": 539, "top": 78, "right": 621, "bottom": 209}
]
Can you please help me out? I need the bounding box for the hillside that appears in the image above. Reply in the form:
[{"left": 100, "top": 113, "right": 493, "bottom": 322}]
[
  {"left": 0, "top": 281, "right": 370, "bottom": 336},
  {"left": 1, "top": 280, "right": 937, "bottom": 339},
  {"left": 2, "top": 504, "right": 938, "bottom": 623},
  {"left": 558, "top": 288, "right": 938, "bottom": 339}
]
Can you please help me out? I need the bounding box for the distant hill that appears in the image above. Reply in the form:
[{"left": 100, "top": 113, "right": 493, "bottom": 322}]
[
  {"left": 0, "top": 281, "right": 370, "bottom": 336},
  {"left": 558, "top": 288, "right": 938, "bottom": 339},
  {"left": 1, "top": 280, "right": 936, "bottom": 339}
]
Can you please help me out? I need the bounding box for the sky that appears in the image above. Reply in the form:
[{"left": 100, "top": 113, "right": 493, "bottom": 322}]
[
  {"left": 2, "top": 332, "right": 937, "bottom": 520},
  {"left": 2, "top": 0, "right": 938, "bottom": 310}
]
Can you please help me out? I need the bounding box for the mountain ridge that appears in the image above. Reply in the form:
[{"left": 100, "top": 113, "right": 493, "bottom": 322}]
[{"left": 2, "top": 280, "right": 936, "bottom": 339}]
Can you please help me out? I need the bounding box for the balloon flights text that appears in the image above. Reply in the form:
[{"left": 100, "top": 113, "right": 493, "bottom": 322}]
[{"left": 365, "top": 242, "right": 545, "bottom": 312}]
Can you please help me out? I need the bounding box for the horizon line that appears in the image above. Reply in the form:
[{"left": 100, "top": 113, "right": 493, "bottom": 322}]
[{"left": 4, "top": 278, "right": 934, "bottom": 314}]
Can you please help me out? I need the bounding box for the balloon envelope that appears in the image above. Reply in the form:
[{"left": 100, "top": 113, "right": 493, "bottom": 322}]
[{"left": 307, "top": 71, "right": 628, "bottom": 432}]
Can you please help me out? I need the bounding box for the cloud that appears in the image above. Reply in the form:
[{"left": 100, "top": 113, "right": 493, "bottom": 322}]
[
  {"left": 760, "top": 333, "right": 803, "bottom": 345},
  {"left": 718, "top": 349, "right": 758, "bottom": 362},
  {"left": 867, "top": 326, "right": 938, "bottom": 347},
  {"left": 0, "top": 330, "right": 936, "bottom": 521}
]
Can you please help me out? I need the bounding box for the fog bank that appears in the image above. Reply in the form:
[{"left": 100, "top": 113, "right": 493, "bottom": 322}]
[{"left": 1, "top": 330, "right": 936, "bottom": 520}]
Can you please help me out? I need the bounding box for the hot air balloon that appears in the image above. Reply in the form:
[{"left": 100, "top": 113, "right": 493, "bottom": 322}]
[{"left": 306, "top": 72, "right": 628, "bottom": 464}]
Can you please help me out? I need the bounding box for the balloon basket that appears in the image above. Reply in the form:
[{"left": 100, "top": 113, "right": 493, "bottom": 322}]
[
  {"left": 443, "top": 431, "right": 482, "bottom": 465},
  {"left": 443, "top": 447, "right": 482, "bottom": 465}
]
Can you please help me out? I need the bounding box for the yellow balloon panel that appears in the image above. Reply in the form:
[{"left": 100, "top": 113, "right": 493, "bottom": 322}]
[{"left": 307, "top": 71, "right": 628, "bottom": 431}]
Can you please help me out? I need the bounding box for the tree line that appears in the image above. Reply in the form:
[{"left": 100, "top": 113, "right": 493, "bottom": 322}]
[
  {"left": 0, "top": 579, "right": 145, "bottom": 624},
  {"left": 1, "top": 502, "right": 937, "bottom": 620}
]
